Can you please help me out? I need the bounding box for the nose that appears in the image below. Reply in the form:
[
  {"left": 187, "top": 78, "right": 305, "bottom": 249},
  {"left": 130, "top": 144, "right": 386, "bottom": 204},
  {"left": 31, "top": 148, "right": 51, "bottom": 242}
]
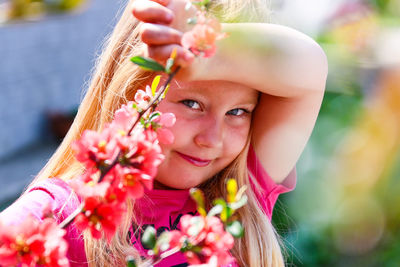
[{"left": 194, "top": 116, "right": 224, "bottom": 149}]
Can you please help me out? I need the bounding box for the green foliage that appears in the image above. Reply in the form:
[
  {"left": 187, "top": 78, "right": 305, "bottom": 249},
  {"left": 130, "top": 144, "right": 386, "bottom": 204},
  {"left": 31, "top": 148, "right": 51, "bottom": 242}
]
[
  {"left": 226, "top": 221, "right": 244, "bottom": 238},
  {"left": 213, "top": 198, "right": 230, "bottom": 222},
  {"left": 130, "top": 56, "right": 166, "bottom": 72},
  {"left": 368, "top": 0, "right": 392, "bottom": 13},
  {"left": 165, "top": 58, "right": 175, "bottom": 74},
  {"left": 190, "top": 188, "right": 207, "bottom": 217},
  {"left": 141, "top": 226, "right": 156, "bottom": 250},
  {"left": 126, "top": 256, "right": 137, "bottom": 267},
  {"left": 6, "top": 0, "right": 85, "bottom": 20},
  {"left": 192, "top": 0, "right": 211, "bottom": 10}
]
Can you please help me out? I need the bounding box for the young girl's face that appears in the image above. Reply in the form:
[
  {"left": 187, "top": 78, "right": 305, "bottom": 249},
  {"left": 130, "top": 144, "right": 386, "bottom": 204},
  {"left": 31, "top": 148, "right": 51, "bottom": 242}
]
[{"left": 155, "top": 80, "right": 258, "bottom": 189}]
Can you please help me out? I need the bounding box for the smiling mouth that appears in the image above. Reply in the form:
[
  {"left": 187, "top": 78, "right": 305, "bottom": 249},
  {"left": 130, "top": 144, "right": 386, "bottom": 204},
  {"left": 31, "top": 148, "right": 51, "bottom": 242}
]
[{"left": 177, "top": 152, "right": 212, "bottom": 167}]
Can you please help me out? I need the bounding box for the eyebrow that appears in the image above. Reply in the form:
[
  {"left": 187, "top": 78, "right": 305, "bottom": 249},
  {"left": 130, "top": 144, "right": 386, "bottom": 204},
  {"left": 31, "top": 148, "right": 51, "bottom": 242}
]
[{"left": 172, "top": 82, "right": 258, "bottom": 105}]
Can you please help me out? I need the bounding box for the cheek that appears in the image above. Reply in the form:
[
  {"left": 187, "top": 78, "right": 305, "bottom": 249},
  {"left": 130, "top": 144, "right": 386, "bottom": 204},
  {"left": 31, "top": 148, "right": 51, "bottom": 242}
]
[
  {"left": 159, "top": 114, "right": 192, "bottom": 153},
  {"left": 225, "top": 125, "right": 251, "bottom": 158}
]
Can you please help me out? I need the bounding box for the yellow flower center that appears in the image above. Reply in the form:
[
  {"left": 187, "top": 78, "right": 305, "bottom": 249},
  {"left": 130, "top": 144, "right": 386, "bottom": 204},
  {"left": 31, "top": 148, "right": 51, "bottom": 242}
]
[{"left": 98, "top": 140, "right": 107, "bottom": 152}]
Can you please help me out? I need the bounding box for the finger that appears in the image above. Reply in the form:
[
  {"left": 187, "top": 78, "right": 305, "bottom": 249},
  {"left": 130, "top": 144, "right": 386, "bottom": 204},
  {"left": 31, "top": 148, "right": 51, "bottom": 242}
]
[
  {"left": 147, "top": 44, "right": 195, "bottom": 67},
  {"left": 132, "top": 0, "right": 174, "bottom": 24},
  {"left": 140, "top": 23, "right": 182, "bottom": 45}
]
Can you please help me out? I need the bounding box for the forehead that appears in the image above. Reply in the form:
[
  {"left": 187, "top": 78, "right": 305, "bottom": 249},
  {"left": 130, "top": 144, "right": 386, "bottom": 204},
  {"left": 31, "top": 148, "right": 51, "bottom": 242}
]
[{"left": 168, "top": 80, "right": 259, "bottom": 103}]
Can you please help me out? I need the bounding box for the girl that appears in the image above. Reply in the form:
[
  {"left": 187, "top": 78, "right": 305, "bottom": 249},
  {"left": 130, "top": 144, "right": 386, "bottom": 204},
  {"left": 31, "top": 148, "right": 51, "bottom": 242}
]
[{"left": 0, "top": 0, "right": 327, "bottom": 266}]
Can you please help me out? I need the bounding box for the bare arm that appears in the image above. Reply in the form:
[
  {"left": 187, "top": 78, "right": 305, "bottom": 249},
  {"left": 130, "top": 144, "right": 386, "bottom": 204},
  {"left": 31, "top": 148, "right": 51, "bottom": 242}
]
[
  {"left": 133, "top": 0, "right": 328, "bottom": 183},
  {"left": 188, "top": 23, "right": 328, "bottom": 183}
]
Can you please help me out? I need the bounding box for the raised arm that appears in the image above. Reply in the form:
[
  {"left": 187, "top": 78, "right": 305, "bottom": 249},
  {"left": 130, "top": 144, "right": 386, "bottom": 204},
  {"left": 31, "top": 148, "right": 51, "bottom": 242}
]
[
  {"left": 191, "top": 23, "right": 328, "bottom": 183},
  {"left": 133, "top": 0, "right": 328, "bottom": 183}
]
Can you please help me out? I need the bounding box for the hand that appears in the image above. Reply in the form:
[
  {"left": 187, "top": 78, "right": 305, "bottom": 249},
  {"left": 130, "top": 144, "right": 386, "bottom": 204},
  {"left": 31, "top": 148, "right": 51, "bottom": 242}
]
[{"left": 132, "top": 0, "right": 196, "bottom": 68}]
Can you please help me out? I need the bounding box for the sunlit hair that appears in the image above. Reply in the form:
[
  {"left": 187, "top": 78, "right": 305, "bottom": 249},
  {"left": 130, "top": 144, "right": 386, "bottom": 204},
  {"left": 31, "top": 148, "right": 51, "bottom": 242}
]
[{"left": 32, "top": 0, "right": 284, "bottom": 266}]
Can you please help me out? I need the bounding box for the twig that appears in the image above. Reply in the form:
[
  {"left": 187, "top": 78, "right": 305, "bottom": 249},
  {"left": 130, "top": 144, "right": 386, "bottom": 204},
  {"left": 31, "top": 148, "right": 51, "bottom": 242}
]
[{"left": 60, "top": 66, "right": 181, "bottom": 229}]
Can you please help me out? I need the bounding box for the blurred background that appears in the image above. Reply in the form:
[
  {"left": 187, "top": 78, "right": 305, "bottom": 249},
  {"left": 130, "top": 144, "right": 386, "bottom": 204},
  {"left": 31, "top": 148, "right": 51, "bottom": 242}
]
[
  {"left": 0, "top": 0, "right": 399, "bottom": 266},
  {"left": 0, "top": 0, "right": 120, "bottom": 208}
]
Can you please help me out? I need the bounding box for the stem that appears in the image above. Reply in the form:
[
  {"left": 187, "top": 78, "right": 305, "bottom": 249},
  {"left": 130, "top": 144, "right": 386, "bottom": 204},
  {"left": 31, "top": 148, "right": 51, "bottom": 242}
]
[
  {"left": 155, "top": 247, "right": 181, "bottom": 264},
  {"left": 59, "top": 202, "right": 84, "bottom": 229},
  {"left": 139, "top": 246, "right": 181, "bottom": 267},
  {"left": 60, "top": 66, "right": 181, "bottom": 229},
  {"left": 98, "top": 66, "right": 181, "bottom": 183}
]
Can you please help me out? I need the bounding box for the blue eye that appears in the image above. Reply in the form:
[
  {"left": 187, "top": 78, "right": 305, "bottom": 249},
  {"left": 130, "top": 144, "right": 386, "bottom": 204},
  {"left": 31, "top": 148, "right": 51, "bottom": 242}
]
[
  {"left": 227, "top": 108, "right": 249, "bottom": 116},
  {"left": 181, "top": 99, "right": 201, "bottom": 110}
]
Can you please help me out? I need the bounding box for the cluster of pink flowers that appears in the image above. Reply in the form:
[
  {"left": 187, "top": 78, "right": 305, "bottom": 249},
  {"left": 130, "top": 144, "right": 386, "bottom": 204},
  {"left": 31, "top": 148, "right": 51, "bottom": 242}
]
[
  {"left": 0, "top": 217, "right": 69, "bottom": 267},
  {"left": 169, "top": 215, "right": 235, "bottom": 266},
  {"left": 70, "top": 90, "right": 175, "bottom": 241},
  {"left": 182, "top": 11, "right": 228, "bottom": 58},
  {"left": 0, "top": 3, "right": 237, "bottom": 265},
  {"left": 0, "top": 82, "right": 177, "bottom": 266}
]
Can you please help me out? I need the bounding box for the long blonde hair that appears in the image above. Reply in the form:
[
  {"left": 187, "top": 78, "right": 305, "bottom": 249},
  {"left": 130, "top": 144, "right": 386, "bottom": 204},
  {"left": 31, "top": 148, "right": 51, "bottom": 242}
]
[{"left": 33, "top": 0, "right": 284, "bottom": 266}]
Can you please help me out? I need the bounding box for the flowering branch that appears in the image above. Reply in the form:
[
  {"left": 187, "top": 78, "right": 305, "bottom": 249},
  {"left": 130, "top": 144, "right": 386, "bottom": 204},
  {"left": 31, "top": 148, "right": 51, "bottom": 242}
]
[
  {"left": 135, "top": 179, "right": 247, "bottom": 267},
  {"left": 59, "top": 66, "right": 181, "bottom": 231},
  {"left": 97, "top": 65, "right": 181, "bottom": 184},
  {"left": 0, "top": 1, "right": 234, "bottom": 266}
]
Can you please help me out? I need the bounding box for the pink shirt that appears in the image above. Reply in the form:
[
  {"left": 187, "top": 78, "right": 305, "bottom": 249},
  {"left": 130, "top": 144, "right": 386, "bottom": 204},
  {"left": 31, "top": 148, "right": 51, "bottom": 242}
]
[{"left": 0, "top": 146, "right": 295, "bottom": 266}]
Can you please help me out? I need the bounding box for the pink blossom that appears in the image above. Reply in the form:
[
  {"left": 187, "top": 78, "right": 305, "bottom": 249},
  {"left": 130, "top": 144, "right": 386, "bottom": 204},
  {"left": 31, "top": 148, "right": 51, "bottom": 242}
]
[
  {"left": 157, "top": 112, "right": 176, "bottom": 127},
  {"left": 104, "top": 181, "right": 128, "bottom": 204},
  {"left": 156, "top": 128, "right": 175, "bottom": 144},
  {"left": 168, "top": 230, "right": 184, "bottom": 249},
  {"left": 177, "top": 215, "right": 235, "bottom": 266},
  {"left": 152, "top": 112, "right": 176, "bottom": 144},
  {"left": 72, "top": 127, "right": 119, "bottom": 169},
  {"left": 120, "top": 129, "right": 164, "bottom": 180},
  {"left": 112, "top": 101, "right": 139, "bottom": 133},
  {"left": 113, "top": 165, "right": 149, "bottom": 199},
  {"left": 69, "top": 175, "right": 110, "bottom": 199},
  {"left": 0, "top": 217, "right": 69, "bottom": 267},
  {"left": 74, "top": 196, "right": 125, "bottom": 243},
  {"left": 134, "top": 85, "right": 154, "bottom": 110},
  {"left": 182, "top": 15, "right": 227, "bottom": 58}
]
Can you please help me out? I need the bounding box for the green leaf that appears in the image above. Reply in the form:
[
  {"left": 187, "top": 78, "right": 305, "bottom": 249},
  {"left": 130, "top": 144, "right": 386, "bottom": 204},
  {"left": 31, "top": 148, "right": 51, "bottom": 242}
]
[
  {"left": 126, "top": 256, "right": 137, "bottom": 267},
  {"left": 227, "top": 221, "right": 244, "bottom": 238},
  {"left": 213, "top": 198, "right": 231, "bottom": 222},
  {"left": 141, "top": 226, "right": 156, "bottom": 250},
  {"left": 180, "top": 238, "right": 191, "bottom": 252},
  {"left": 165, "top": 58, "right": 175, "bottom": 74},
  {"left": 140, "top": 117, "right": 146, "bottom": 126},
  {"left": 149, "top": 111, "right": 161, "bottom": 121},
  {"left": 229, "top": 195, "right": 248, "bottom": 210},
  {"left": 155, "top": 231, "right": 171, "bottom": 253},
  {"left": 162, "top": 84, "right": 170, "bottom": 99},
  {"left": 130, "top": 56, "right": 165, "bottom": 72},
  {"left": 151, "top": 75, "right": 161, "bottom": 96},
  {"left": 190, "top": 188, "right": 207, "bottom": 217},
  {"left": 193, "top": 0, "right": 210, "bottom": 8},
  {"left": 208, "top": 204, "right": 223, "bottom": 217}
]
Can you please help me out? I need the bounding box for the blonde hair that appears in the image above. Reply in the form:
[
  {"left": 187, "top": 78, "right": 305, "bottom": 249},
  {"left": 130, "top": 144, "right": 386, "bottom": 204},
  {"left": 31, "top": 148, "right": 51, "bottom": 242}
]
[{"left": 33, "top": 0, "right": 284, "bottom": 266}]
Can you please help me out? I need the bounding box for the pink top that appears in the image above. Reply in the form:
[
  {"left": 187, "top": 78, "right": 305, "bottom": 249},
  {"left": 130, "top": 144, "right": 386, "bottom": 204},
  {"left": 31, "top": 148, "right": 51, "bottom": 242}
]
[{"left": 0, "top": 146, "right": 296, "bottom": 266}]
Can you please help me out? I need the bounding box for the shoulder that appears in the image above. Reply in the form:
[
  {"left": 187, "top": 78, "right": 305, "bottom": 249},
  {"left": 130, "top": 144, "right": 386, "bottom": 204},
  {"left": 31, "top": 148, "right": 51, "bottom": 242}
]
[
  {"left": 247, "top": 145, "right": 296, "bottom": 191},
  {"left": 0, "top": 178, "right": 80, "bottom": 225},
  {"left": 247, "top": 145, "right": 296, "bottom": 219}
]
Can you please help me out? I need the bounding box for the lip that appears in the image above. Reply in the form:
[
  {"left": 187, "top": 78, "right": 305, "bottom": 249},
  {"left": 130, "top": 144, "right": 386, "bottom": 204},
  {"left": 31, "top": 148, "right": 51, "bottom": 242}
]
[{"left": 176, "top": 152, "right": 212, "bottom": 167}]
